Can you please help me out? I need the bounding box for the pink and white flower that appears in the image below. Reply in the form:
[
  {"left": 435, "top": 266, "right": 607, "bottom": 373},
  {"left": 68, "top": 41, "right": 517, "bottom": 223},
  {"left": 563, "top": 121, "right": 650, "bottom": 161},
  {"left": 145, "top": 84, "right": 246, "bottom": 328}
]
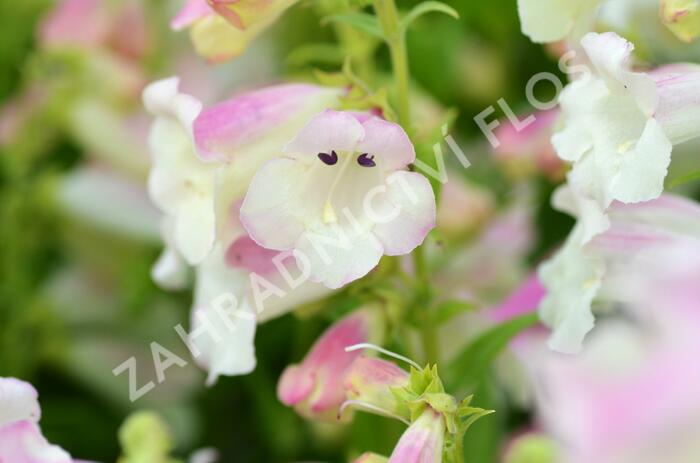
[
  {"left": 493, "top": 109, "right": 565, "bottom": 181},
  {"left": 524, "top": 263, "right": 700, "bottom": 463},
  {"left": 143, "top": 78, "right": 342, "bottom": 382},
  {"left": 144, "top": 78, "right": 340, "bottom": 284},
  {"left": 240, "top": 110, "right": 436, "bottom": 289},
  {"left": 552, "top": 32, "right": 700, "bottom": 209},
  {"left": 0, "top": 378, "right": 76, "bottom": 463}
]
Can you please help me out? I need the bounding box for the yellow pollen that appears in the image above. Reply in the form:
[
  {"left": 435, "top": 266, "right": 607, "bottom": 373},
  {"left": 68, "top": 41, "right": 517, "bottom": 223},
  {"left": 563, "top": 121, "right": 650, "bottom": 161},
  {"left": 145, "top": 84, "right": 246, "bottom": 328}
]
[
  {"left": 323, "top": 200, "right": 337, "bottom": 224},
  {"left": 617, "top": 139, "right": 635, "bottom": 154}
]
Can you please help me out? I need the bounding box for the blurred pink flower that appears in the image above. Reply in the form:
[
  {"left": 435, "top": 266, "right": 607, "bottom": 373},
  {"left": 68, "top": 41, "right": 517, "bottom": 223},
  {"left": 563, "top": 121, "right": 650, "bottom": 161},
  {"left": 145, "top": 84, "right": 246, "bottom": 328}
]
[
  {"left": 171, "top": 0, "right": 296, "bottom": 62},
  {"left": 38, "top": 0, "right": 149, "bottom": 59},
  {"left": 278, "top": 308, "right": 384, "bottom": 420},
  {"left": 539, "top": 191, "right": 700, "bottom": 353},
  {"left": 523, "top": 195, "right": 700, "bottom": 462},
  {"left": 493, "top": 109, "right": 564, "bottom": 181}
]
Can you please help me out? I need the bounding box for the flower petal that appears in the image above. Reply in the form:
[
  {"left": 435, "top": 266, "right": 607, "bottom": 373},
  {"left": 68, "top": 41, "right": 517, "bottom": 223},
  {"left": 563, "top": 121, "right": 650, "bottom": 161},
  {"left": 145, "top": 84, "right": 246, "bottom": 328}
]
[
  {"left": 538, "top": 226, "right": 605, "bottom": 354},
  {"left": 388, "top": 408, "right": 445, "bottom": 463},
  {"left": 0, "top": 421, "right": 72, "bottom": 463},
  {"left": 371, "top": 171, "right": 436, "bottom": 256},
  {"left": 191, "top": 247, "right": 257, "bottom": 384},
  {"left": 171, "top": 0, "right": 212, "bottom": 30},
  {"left": 284, "top": 110, "right": 364, "bottom": 161},
  {"left": 356, "top": 117, "right": 415, "bottom": 171},
  {"left": 240, "top": 158, "right": 311, "bottom": 250},
  {"left": 581, "top": 32, "right": 658, "bottom": 114},
  {"left": 0, "top": 378, "right": 40, "bottom": 427},
  {"left": 654, "top": 68, "right": 700, "bottom": 144},
  {"left": 606, "top": 118, "right": 672, "bottom": 205},
  {"left": 517, "top": 0, "right": 600, "bottom": 43},
  {"left": 296, "top": 224, "right": 384, "bottom": 289},
  {"left": 194, "top": 84, "right": 339, "bottom": 162},
  {"left": 144, "top": 78, "right": 216, "bottom": 264},
  {"left": 151, "top": 247, "right": 188, "bottom": 290}
]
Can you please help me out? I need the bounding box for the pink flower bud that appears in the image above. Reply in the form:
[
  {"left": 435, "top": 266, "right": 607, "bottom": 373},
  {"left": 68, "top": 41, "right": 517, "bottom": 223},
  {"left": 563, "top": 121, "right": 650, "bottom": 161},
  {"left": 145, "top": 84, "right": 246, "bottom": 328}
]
[
  {"left": 344, "top": 357, "right": 409, "bottom": 419},
  {"left": 277, "top": 309, "right": 384, "bottom": 420}
]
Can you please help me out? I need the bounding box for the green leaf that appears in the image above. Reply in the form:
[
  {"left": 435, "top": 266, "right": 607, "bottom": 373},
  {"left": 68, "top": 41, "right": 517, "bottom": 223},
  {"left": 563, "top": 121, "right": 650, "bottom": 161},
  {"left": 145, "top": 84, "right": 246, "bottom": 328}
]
[
  {"left": 401, "top": 1, "right": 459, "bottom": 33},
  {"left": 322, "top": 13, "right": 385, "bottom": 39},
  {"left": 445, "top": 313, "right": 539, "bottom": 392},
  {"left": 669, "top": 169, "right": 700, "bottom": 188},
  {"left": 431, "top": 299, "right": 478, "bottom": 325}
]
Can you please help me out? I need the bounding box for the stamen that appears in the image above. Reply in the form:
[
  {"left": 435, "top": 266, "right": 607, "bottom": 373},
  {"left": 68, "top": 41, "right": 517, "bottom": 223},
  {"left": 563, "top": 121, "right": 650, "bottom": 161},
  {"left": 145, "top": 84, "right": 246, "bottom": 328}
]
[
  {"left": 345, "top": 343, "right": 422, "bottom": 370},
  {"left": 357, "top": 153, "right": 376, "bottom": 167},
  {"left": 322, "top": 200, "right": 338, "bottom": 223},
  {"left": 318, "top": 150, "right": 338, "bottom": 165},
  {"left": 322, "top": 151, "right": 354, "bottom": 224},
  {"left": 339, "top": 400, "right": 411, "bottom": 425}
]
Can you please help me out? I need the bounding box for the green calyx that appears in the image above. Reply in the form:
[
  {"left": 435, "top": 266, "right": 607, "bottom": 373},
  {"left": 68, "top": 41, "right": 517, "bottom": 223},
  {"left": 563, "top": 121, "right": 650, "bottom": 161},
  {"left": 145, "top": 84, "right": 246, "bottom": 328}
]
[{"left": 390, "top": 364, "right": 494, "bottom": 460}]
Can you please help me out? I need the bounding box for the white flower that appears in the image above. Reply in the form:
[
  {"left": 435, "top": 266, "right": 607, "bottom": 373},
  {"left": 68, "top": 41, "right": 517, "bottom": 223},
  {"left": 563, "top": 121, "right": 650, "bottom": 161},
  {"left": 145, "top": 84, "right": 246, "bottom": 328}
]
[{"left": 552, "top": 32, "right": 700, "bottom": 209}]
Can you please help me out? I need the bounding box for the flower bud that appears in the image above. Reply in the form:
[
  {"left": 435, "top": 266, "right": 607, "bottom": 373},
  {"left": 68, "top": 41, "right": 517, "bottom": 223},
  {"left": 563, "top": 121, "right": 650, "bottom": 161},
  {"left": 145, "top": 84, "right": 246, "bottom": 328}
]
[
  {"left": 343, "top": 357, "right": 410, "bottom": 420},
  {"left": 277, "top": 308, "right": 384, "bottom": 420},
  {"left": 388, "top": 408, "right": 445, "bottom": 463},
  {"left": 661, "top": 0, "right": 700, "bottom": 42}
]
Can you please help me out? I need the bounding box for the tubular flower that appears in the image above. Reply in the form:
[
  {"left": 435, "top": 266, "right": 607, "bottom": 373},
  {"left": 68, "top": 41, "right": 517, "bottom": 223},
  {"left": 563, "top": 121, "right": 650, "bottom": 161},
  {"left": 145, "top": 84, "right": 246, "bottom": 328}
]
[
  {"left": 517, "top": 0, "right": 604, "bottom": 43},
  {"left": 552, "top": 32, "right": 700, "bottom": 209},
  {"left": 143, "top": 78, "right": 340, "bottom": 382},
  {"left": 388, "top": 408, "right": 445, "bottom": 463},
  {"left": 277, "top": 308, "right": 384, "bottom": 420},
  {"left": 240, "top": 110, "right": 436, "bottom": 289},
  {"left": 0, "top": 378, "right": 76, "bottom": 463},
  {"left": 144, "top": 78, "right": 340, "bottom": 285},
  {"left": 171, "top": 0, "right": 296, "bottom": 62}
]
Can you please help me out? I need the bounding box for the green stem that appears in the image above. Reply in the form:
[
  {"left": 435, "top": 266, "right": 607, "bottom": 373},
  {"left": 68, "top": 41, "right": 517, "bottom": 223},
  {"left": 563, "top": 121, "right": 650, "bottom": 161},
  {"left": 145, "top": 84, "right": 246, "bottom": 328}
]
[
  {"left": 452, "top": 433, "right": 465, "bottom": 463},
  {"left": 373, "top": 0, "right": 437, "bottom": 364},
  {"left": 372, "top": 0, "right": 411, "bottom": 129}
]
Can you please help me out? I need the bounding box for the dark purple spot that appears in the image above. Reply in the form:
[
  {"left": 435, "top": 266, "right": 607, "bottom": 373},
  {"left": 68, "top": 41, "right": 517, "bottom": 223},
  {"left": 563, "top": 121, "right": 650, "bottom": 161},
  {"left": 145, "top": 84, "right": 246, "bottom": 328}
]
[
  {"left": 357, "top": 153, "right": 376, "bottom": 167},
  {"left": 318, "top": 150, "right": 338, "bottom": 165}
]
